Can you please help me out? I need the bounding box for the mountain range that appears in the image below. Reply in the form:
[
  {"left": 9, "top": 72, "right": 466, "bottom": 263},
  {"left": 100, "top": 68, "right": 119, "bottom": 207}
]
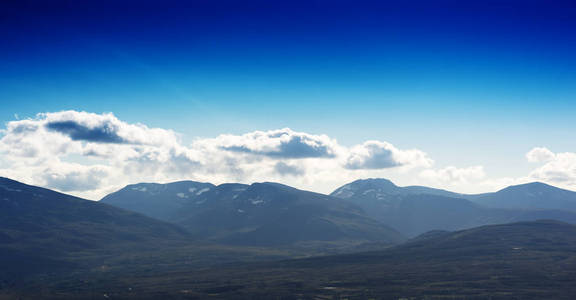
[
  {"left": 102, "top": 181, "right": 404, "bottom": 246},
  {"left": 331, "top": 178, "right": 576, "bottom": 236},
  {"left": 2, "top": 176, "right": 576, "bottom": 298},
  {"left": 103, "top": 177, "right": 576, "bottom": 237}
]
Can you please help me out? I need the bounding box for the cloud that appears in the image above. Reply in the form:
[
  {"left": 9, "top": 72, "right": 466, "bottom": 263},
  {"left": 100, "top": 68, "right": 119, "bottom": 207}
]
[
  {"left": 419, "top": 166, "right": 486, "bottom": 184},
  {"left": 41, "top": 164, "right": 110, "bottom": 192},
  {"left": 526, "top": 147, "right": 556, "bottom": 163},
  {"left": 274, "top": 162, "right": 304, "bottom": 176},
  {"left": 344, "top": 140, "right": 433, "bottom": 170},
  {"left": 0, "top": 111, "right": 196, "bottom": 197},
  {"left": 0, "top": 110, "right": 436, "bottom": 198},
  {"left": 0, "top": 111, "right": 181, "bottom": 162},
  {"left": 526, "top": 149, "right": 576, "bottom": 187},
  {"left": 39, "top": 111, "right": 180, "bottom": 146},
  {"left": 46, "top": 120, "right": 125, "bottom": 144},
  {"left": 205, "top": 128, "right": 338, "bottom": 159}
]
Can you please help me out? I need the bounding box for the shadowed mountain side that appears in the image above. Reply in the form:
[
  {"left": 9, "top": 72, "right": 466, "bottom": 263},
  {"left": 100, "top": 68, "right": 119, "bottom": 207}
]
[
  {"left": 0, "top": 177, "right": 190, "bottom": 279},
  {"left": 103, "top": 181, "right": 405, "bottom": 247},
  {"left": 331, "top": 178, "right": 468, "bottom": 199},
  {"left": 100, "top": 181, "right": 216, "bottom": 221},
  {"left": 471, "top": 182, "right": 576, "bottom": 211},
  {"left": 332, "top": 178, "right": 576, "bottom": 236},
  {"left": 332, "top": 178, "right": 576, "bottom": 212},
  {"left": 181, "top": 183, "right": 404, "bottom": 246},
  {"left": 12, "top": 220, "right": 576, "bottom": 299}
]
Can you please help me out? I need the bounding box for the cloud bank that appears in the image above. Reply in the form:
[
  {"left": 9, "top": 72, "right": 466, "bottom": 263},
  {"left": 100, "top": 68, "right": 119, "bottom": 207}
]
[
  {"left": 526, "top": 147, "right": 576, "bottom": 188},
  {"left": 0, "top": 111, "right": 435, "bottom": 198},
  {"left": 212, "top": 128, "right": 338, "bottom": 159},
  {"left": 2, "top": 111, "right": 574, "bottom": 198},
  {"left": 345, "top": 141, "right": 433, "bottom": 170}
]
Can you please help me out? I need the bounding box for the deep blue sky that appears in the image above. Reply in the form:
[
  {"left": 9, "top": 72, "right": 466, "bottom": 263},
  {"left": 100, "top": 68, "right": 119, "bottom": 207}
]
[{"left": 2, "top": 0, "right": 576, "bottom": 178}]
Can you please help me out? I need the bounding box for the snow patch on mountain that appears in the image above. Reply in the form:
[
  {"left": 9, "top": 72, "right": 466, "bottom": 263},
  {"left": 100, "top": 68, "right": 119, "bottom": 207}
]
[
  {"left": 196, "top": 188, "right": 210, "bottom": 195},
  {"left": 0, "top": 184, "right": 22, "bottom": 193},
  {"left": 249, "top": 196, "right": 265, "bottom": 205},
  {"left": 362, "top": 189, "right": 375, "bottom": 195},
  {"left": 131, "top": 186, "right": 148, "bottom": 192},
  {"left": 333, "top": 185, "right": 354, "bottom": 198}
]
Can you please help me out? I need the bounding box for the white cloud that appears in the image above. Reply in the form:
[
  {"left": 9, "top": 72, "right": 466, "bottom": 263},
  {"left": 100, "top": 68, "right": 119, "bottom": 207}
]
[
  {"left": 40, "top": 163, "right": 111, "bottom": 192},
  {"left": 41, "top": 111, "right": 179, "bottom": 146},
  {"left": 0, "top": 111, "right": 436, "bottom": 199},
  {"left": 5, "top": 110, "right": 576, "bottom": 200},
  {"left": 0, "top": 111, "right": 196, "bottom": 196},
  {"left": 344, "top": 140, "right": 433, "bottom": 170},
  {"left": 420, "top": 165, "right": 486, "bottom": 184},
  {"left": 526, "top": 149, "right": 576, "bottom": 188},
  {"left": 196, "top": 128, "right": 339, "bottom": 159},
  {"left": 274, "top": 162, "right": 305, "bottom": 176},
  {"left": 526, "top": 147, "right": 556, "bottom": 163}
]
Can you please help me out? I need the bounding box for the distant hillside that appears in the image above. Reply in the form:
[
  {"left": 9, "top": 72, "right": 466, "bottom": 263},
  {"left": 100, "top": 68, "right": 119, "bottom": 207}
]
[
  {"left": 331, "top": 178, "right": 576, "bottom": 236},
  {"left": 332, "top": 178, "right": 468, "bottom": 199},
  {"left": 471, "top": 182, "right": 576, "bottom": 211},
  {"left": 101, "top": 180, "right": 215, "bottom": 221},
  {"left": 103, "top": 181, "right": 405, "bottom": 247}
]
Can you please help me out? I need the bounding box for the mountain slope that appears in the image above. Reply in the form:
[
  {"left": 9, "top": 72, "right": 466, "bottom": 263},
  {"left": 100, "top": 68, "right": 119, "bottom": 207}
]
[
  {"left": 100, "top": 180, "right": 215, "bottom": 221},
  {"left": 331, "top": 178, "right": 467, "bottom": 199},
  {"left": 183, "top": 182, "right": 405, "bottom": 246},
  {"left": 0, "top": 177, "right": 190, "bottom": 278},
  {"left": 331, "top": 178, "right": 576, "bottom": 236},
  {"left": 331, "top": 179, "right": 492, "bottom": 236},
  {"left": 471, "top": 182, "right": 576, "bottom": 211},
  {"left": 21, "top": 220, "right": 576, "bottom": 299},
  {"left": 103, "top": 181, "right": 406, "bottom": 247}
]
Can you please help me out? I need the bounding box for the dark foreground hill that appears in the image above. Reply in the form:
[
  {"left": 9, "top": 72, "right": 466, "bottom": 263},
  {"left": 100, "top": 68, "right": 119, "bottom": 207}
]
[
  {"left": 0, "top": 177, "right": 407, "bottom": 295},
  {"left": 7, "top": 220, "right": 576, "bottom": 299},
  {"left": 103, "top": 181, "right": 405, "bottom": 247},
  {"left": 0, "top": 177, "right": 310, "bottom": 288},
  {"left": 0, "top": 177, "right": 192, "bottom": 280}
]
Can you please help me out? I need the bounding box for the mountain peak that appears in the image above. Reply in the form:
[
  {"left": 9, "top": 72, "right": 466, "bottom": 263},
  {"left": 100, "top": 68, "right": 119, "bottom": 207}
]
[
  {"left": 255, "top": 182, "right": 298, "bottom": 190},
  {"left": 498, "top": 181, "right": 566, "bottom": 193},
  {"left": 351, "top": 178, "right": 397, "bottom": 187},
  {"left": 0, "top": 177, "right": 30, "bottom": 188},
  {"left": 474, "top": 181, "right": 576, "bottom": 211},
  {"left": 331, "top": 178, "right": 399, "bottom": 199}
]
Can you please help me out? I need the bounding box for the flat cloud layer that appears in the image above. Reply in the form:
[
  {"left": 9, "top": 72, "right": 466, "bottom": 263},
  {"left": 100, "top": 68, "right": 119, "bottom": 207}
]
[{"left": 0, "top": 111, "right": 573, "bottom": 199}]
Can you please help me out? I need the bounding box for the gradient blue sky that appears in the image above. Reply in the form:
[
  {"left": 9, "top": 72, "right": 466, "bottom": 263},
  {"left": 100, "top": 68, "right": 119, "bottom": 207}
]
[{"left": 1, "top": 0, "right": 576, "bottom": 195}]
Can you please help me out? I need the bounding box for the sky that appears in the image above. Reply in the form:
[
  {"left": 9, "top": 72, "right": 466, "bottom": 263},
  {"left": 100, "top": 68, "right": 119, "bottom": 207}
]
[{"left": 1, "top": 0, "right": 576, "bottom": 199}]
